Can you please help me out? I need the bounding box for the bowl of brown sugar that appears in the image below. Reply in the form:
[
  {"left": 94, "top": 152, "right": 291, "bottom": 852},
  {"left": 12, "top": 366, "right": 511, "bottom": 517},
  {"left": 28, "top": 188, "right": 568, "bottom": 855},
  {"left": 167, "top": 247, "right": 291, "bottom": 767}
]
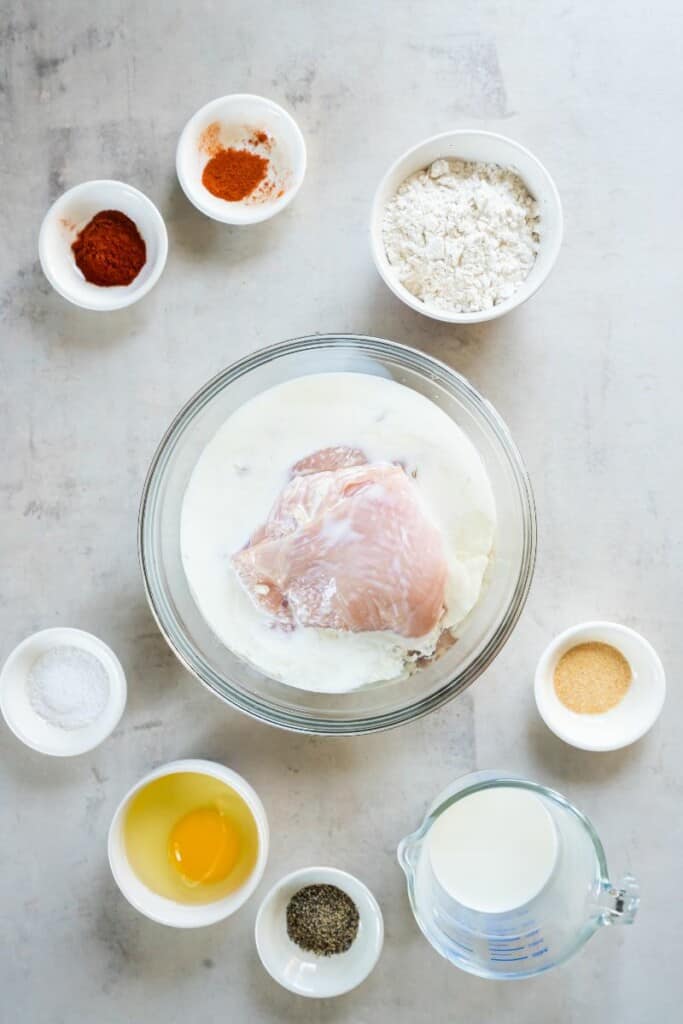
[
  {"left": 176, "top": 94, "right": 306, "bottom": 225},
  {"left": 535, "top": 621, "right": 665, "bottom": 751}
]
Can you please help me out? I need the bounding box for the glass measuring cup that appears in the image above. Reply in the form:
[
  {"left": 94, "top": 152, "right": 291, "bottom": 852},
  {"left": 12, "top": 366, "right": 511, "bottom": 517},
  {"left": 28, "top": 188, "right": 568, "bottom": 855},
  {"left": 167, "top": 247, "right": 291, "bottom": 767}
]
[{"left": 398, "top": 772, "right": 639, "bottom": 979}]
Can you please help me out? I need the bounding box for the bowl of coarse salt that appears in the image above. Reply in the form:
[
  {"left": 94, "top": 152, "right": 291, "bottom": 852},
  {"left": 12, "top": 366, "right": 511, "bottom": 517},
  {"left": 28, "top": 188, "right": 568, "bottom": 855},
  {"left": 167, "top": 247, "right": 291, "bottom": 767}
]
[
  {"left": 371, "top": 130, "right": 563, "bottom": 324},
  {"left": 0, "top": 628, "right": 126, "bottom": 756}
]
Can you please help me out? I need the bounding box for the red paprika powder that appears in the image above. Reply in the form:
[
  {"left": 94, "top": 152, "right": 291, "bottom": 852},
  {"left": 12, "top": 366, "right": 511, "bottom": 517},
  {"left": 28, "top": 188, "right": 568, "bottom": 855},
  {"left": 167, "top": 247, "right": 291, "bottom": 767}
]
[
  {"left": 202, "top": 147, "right": 269, "bottom": 202},
  {"left": 72, "top": 210, "right": 146, "bottom": 287}
]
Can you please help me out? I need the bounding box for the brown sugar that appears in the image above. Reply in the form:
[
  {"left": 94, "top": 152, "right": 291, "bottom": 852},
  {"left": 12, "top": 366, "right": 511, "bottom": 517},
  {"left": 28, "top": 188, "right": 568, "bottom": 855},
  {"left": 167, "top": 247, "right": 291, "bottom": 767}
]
[{"left": 553, "top": 641, "right": 632, "bottom": 714}]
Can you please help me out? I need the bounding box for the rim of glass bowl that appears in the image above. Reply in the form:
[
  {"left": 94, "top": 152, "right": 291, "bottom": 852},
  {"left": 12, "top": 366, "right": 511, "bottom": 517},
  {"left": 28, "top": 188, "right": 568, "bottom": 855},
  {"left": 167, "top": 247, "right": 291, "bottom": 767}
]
[{"left": 138, "top": 334, "right": 537, "bottom": 735}]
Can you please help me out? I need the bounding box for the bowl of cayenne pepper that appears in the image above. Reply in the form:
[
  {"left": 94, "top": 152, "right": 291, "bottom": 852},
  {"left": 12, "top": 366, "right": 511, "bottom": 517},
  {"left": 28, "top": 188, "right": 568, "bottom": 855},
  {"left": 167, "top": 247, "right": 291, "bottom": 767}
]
[
  {"left": 176, "top": 94, "right": 306, "bottom": 225},
  {"left": 39, "top": 180, "right": 168, "bottom": 311}
]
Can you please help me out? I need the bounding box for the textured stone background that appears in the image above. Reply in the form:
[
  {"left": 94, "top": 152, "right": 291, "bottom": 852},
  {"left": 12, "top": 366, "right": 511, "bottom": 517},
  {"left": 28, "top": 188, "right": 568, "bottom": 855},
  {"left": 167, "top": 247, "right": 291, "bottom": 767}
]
[{"left": 1, "top": 2, "right": 681, "bottom": 1021}]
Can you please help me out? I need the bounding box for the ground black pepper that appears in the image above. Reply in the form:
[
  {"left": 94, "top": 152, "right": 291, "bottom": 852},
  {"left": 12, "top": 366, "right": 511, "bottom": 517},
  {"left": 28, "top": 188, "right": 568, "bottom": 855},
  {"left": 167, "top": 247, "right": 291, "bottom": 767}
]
[{"left": 286, "top": 884, "right": 359, "bottom": 956}]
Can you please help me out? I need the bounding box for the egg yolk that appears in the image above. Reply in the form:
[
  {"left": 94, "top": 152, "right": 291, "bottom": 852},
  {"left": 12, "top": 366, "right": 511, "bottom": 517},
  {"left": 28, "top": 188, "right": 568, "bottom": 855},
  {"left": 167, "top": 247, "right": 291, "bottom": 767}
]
[{"left": 168, "top": 807, "right": 240, "bottom": 886}]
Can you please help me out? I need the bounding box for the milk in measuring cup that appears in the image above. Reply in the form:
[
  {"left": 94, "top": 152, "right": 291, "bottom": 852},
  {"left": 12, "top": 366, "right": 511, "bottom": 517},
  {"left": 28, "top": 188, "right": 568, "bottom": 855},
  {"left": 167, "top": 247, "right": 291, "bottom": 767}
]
[{"left": 426, "top": 788, "right": 558, "bottom": 913}]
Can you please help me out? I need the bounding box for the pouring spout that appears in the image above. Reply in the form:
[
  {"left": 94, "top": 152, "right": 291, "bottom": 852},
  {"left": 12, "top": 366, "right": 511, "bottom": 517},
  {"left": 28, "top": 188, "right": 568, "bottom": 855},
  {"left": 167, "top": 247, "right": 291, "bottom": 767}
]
[
  {"left": 599, "top": 873, "right": 640, "bottom": 926},
  {"left": 397, "top": 833, "right": 420, "bottom": 877}
]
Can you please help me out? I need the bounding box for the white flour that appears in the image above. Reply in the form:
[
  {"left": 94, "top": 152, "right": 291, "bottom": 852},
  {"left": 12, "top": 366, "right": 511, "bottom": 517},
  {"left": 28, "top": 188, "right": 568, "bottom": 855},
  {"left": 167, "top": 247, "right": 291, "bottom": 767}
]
[{"left": 383, "top": 158, "right": 540, "bottom": 313}]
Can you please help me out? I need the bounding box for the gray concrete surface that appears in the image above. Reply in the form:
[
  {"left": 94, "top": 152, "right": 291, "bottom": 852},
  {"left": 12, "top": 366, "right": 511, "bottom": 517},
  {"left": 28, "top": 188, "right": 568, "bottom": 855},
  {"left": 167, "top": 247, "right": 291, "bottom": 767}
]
[{"left": 1, "top": 1, "right": 681, "bottom": 1021}]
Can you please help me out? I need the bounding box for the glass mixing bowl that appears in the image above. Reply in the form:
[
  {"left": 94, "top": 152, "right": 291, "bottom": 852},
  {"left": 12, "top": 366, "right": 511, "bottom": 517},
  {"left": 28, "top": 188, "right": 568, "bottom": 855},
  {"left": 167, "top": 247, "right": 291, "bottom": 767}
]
[{"left": 138, "top": 335, "right": 536, "bottom": 734}]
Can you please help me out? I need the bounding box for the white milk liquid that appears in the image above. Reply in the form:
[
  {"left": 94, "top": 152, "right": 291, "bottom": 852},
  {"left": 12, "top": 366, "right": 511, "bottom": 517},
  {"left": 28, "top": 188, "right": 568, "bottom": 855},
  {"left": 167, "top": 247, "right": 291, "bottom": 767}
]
[
  {"left": 181, "top": 372, "right": 496, "bottom": 692},
  {"left": 427, "top": 788, "right": 558, "bottom": 914}
]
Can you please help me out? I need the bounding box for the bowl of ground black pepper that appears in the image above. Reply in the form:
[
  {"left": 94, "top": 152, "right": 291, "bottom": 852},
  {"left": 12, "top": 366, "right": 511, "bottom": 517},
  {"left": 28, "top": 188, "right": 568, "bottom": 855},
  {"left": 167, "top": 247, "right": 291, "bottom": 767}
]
[
  {"left": 255, "top": 866, "right": 384, "bottom": 998},
  {"left": 535, "top": 621, "right": 666, "bottom": 751},
  {"left": 176, "top": 94, "right": 306, "bottom": 225},
  {"left": 39, "top": 180, "right": 168, "bottom": 310}
]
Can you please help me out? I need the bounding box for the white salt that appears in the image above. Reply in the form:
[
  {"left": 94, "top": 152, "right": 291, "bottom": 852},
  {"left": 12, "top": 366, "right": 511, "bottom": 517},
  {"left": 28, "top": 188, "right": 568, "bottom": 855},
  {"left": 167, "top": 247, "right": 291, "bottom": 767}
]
[{"left": 27, "top": 645, "right": 110, "bottom": 730}]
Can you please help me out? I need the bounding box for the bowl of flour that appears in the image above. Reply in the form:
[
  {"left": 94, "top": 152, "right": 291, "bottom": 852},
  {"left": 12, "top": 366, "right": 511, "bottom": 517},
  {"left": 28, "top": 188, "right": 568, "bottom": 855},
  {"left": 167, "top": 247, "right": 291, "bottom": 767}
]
[{"left": 371, "top": 130, "right": 563, "bottom": 324}]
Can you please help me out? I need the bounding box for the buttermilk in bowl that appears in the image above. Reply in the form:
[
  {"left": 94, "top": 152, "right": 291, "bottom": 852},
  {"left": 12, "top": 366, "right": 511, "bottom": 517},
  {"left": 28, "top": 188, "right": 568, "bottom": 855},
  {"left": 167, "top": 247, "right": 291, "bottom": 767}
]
[{"left": 180, "top": 373, "right": 496, "bottom": 693}]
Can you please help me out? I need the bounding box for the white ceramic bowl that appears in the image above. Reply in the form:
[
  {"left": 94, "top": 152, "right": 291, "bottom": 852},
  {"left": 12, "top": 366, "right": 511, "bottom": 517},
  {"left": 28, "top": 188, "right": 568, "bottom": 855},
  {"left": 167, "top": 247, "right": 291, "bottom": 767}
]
[
  {"left": 535, "top": 621, "right": 666, "bottom": 751},
  {"left": 0, "top": 627, "right": 127, "bottom": 756},
  {"left": 176, "top": 94, "right": 306, "bottom": 225},
  {"left": 108, "top": 758, "right": 269, "bottom": 928},
  {"left": 38, "top": 180, "right": 168, "bottom": 311},
  {"left": 371, "top": 130, "right": 563, "bottom": 324},
  {"left": 255, "top": 866, "right": 384, "bottom": 998}
]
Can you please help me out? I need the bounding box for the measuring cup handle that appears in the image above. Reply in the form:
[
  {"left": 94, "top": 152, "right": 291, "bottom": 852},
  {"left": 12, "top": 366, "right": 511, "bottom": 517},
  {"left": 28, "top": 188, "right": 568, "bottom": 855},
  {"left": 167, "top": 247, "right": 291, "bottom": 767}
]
[{"left": 599, "top": 873, "right": 640, "bottom": 926}]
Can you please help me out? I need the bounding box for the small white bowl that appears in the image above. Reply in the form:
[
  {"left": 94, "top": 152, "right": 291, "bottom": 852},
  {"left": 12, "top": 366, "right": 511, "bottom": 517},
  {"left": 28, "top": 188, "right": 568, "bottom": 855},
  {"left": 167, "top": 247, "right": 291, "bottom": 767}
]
[
  {"left": 39, "top": 180, "right": 168, "bottom": 311},
  {"left": 255, "top": 866, "right": 383, "bottom": 998},
  {"left": 176, "top": 94, "right": 306, "bottom": 225},
  {"left": 0, "top": 627, "right": 127, "bottom": 756},
  {"left": 371, "top": 129, "right": 563, "bottom": 324},
  {"left": 535, "top": 621, "right": 666, "bottom": 751},
  {"left": 108, "top": 758, "right": 269, "bottom": 928}
]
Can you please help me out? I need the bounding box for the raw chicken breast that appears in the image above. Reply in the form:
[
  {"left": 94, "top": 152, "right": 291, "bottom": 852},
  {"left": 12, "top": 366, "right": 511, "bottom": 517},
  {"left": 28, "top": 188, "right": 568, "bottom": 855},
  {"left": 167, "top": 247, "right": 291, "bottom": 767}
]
[
  {"left": 291, "top": 446, "right": 366, "bottom": 475},
  {"left": 232, "top": 448, "right": 448, "bottom": 638}
]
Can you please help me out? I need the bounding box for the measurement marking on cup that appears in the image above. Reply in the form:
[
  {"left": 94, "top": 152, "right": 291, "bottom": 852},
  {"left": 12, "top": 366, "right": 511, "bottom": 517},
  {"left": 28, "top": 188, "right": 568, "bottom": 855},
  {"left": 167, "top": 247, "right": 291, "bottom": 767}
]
[
  {"left": 451, "top": 940, "right": 475, "bottom": 953},
  {"left": 490, "top": 954, "right": 529, "bottom": 962},
  {"left": 490, "top": 922, "right": 537, "bottom": 938}
]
